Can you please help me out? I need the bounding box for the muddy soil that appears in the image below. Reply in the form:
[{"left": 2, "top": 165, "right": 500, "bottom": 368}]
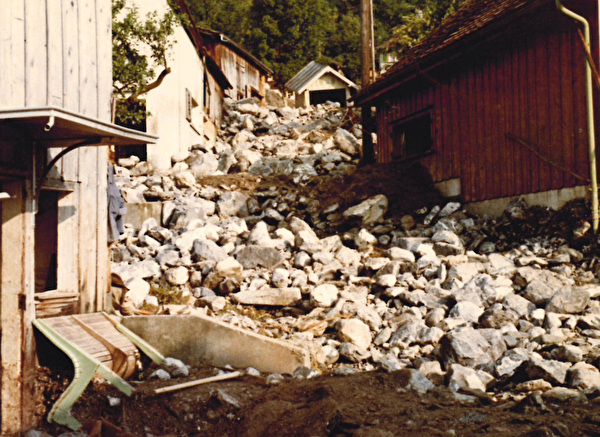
[{"left": 36, "top": 365, "right": 600, "bottom": 437}]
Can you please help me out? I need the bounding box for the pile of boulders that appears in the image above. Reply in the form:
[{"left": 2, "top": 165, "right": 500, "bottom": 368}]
[{"left": 111, "top": 99, "right": 600, "bottom": 402}]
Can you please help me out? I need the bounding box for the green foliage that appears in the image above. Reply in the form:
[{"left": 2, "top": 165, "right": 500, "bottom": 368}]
[
  {"left": 382, "top": 0, "right": 466, "bottom": 57},
  {"left": 186, "top": 0, "right": 465, "bottom": 86},
  {"left": 243, "top": 0, "right": 335, "bottom": 84},
  {"left": 112, "top": 0, "right": 177, "bottom": 125}
]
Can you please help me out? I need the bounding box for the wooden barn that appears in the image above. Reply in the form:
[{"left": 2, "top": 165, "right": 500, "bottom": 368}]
[
  {"left": 197, "top": 27, "right": 272, "bottom": 103},
  {"left": 354, "top": 0, "right": 600, "bottom": 214},
  {"left": 0, "top": 0, "right": 156, "bottom": 432},
  {"left": 286, "top": 61, "right": 359, "bottom": 108}
]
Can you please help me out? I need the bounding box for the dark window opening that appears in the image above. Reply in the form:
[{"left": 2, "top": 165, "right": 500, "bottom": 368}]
[
  {"left": 114, "top": 99, "right": 148, "bottom": 162},
  {"left": 35, "top": 190, "right": 59, "bottom": 293},
  {"left": 203, "top": 72, "right": 211, "bottom": 113},
  {"left": 391, "top": 111, "right": 433, "bottom": 160},
  {"left": 309, "top": 89, "right": 347, "bottom": 107}
]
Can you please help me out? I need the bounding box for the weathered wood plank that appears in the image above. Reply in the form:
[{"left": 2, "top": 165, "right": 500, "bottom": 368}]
[
  {"left": 1, "top": 179, "right": 36, "bottom": 435},
  {"left": 95, "top": 0, "right": 111, "bottom": 311},
  {"left": 24, "top": 0, "right": 48, "bottom": 107},
  {"left": 57, "top": 190, "right": 78, "bottom": 296},
  {"left": 77, "top": 0, "right": 99, "bottom": 313}
]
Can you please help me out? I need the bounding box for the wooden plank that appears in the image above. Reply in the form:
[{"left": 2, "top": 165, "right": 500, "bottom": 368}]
[
  {"left": 499, "top": 46, "right": 513, "bottom": 196},
  {"left": 457, "top": 70, "right": 471, "bottom": 201},
  {"left": 46, "top": 0, "right": 65, "bottom": 179},
  {"left": 480, "top": 59, "right": 492, "bottom": 200},
  {"left": 547, "top": 30, "right": 565, "bottom": 189},
  {"left": 46, "top": 0, "right": 63, "bottom": 107},
  {"left": 62, "top": 0, "right": 80, "bottom": 112},
  {"left": 95, "top": 1, "right": 110, "bottom": 311},
  {"left": 526, "top": 36, "right": 540, "bottom": 194},
  {"left": 535, "top": 32, "right": 551, "bottom": 193},
  {"left": 571, "top": 29, "right": 588, "bottom": 182},
  {"left": 77, "top": 0, "right": 99, "bottom": 313},
  {"left": 1, "top": 179, "right": 36, "bottom": 434},
  {"left": 485, "top": 56, "right": 499, "bottom": 200},
  {"left": 96, "top": 147, "right": 109, "bottom": 311},
  {"left": 449, "top": 75, "right": 461, "bottom": 180},
  {"left": 95, "top": 0, "right": 110, "bottom": 310},
  {"left": 24, "top": 0, "right": 48, "bottom": 107},
  {"left": 559, "top": 29, "right": 576, "bottom": 188},
  {"left": 57, "top": 190, "right": 78, "bottom": 296},
  {"left": 516, "top": 40, "right": 529, "bottom": 195},
  {"left": 96, "top": 0, "right": 112, "bottom": 121},
  {"left": 78, "top": 0, "right": 98, "bottom": 117},
  {"left": 6, "top": 0, "right": 26, "bottom": 108}
]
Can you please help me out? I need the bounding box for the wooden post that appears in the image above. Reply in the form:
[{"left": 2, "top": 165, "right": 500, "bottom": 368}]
[
  {"left": 1, "top": 178, "right": 37, "bottom": 435},
  {"left": 360, "top": 0, "right": 371, "bottom": 88}
]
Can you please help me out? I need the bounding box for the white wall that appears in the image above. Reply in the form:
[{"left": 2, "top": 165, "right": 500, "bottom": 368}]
[{"left": 130, "top": 0, "right": 205, "bottom": 170}]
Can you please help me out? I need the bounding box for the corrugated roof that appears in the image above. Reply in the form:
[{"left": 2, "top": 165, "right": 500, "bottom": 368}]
[
  {"left": 196, "top": 27, "right": 273, "bottom": 75},
  {"left": 286, "top": 62, "right": 327, "bottom": 92},
  {"left": 355, "top": 0, "right": 546, "bottom": 104},
  {"left": 286, "top": 61, "right": 359, "bottom": 93}
]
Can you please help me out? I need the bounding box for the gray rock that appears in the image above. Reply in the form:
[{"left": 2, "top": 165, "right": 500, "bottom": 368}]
[
  {"left": 338, "top": 342, "right": 371, "bottom": 362},
  {"left": 192, "top": 239, "right": 228, "bottom": 262},
  {"left": 546, "top": 287, "right": 590, "bottom": 314},
  {"left": 448, "top": 363, "right": 488, "bottom": 393},
  {"left": 479, "top": 304, "right": 518, "bottom": 329},
  {"left": 236, "top": 245, "right": 283, "bottom": 269},
  {"left": 231, "top": 288, "right": 302, "bottom": 306},
  {"left": 217, "top": 191, "right": 249, "bottom": 219},
  {"left": 343, "top": 195, "right": 388, "bottom": 225},
  {"left": 337, "top": 319, "right": 372, "bottom": 350},
  {"left": 295, "top": 230, "right": 322, "bottom": 254},
  {"left": 523, "top": 271, "right": 567, "bottom": 305},
  {"left": 247, "top": 221, "right": 275, "bottom": 247},
  {"left": 400, "top": 369, "right": 436, "bottom": 393},
  {"left": 440, "top": 328, "right": 498, "bottom": 368},
  {"left": 333, "top": 128, "right": 359, "bottom": 156},
  {"left": 503, "top": 294, "right": 536, "bottom": 318},
  {"left": 149, "top": 369, "right": 171, "bottom": 380},
  {"left": 162, "top": 357, "right": 189, "bottom": 377},
  {"left": 310, "top": 284, "right": 339, "bottom": 308},
  {"left": 525, "top": 357, "right": 571, "bottom": 385},
  {"left": 173, "top": 171, "right": 196, "bottom": 188},
  {"left": 567, "top": 362, "right": 600, "bottom": 390},
  {"left": 448, "top": 301, "right": 484, "bottom": 324},
  {"left": 165, "top": 266, "right": 189, "bottom": 286}
]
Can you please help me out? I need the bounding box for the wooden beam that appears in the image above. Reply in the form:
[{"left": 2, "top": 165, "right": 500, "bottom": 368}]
[{"left": 1, "top": 178, "right": 36, "bottom": 434}]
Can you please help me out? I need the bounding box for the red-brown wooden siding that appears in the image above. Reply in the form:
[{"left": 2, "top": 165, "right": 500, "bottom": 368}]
[{"left": 373, "top": 4, "right": 597, "bottom": 203}]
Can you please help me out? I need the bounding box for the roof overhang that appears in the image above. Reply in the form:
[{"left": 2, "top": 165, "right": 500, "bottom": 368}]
[
  {"left": 354, "top": 0, "right": 548, "bottom": 106},
  {"left": 0, "top": 107, "right": 158, "bottom": 148},
  {"left": 287, "top": 63, "right": 359, "bottom": 94}
]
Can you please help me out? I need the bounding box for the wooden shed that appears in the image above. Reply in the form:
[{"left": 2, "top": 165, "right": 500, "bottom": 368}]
[
  {"left": 0, "top": 0, "right": 156, "bottom": 433},
  {"left": 197, "top": 27, "right": 272, "bottom": 103},
  {"left": 286, "top": 61, "right": 359, "bottom": 109},
  {"left": 354, "top": 0, "right": 600, "bottom": 213}
]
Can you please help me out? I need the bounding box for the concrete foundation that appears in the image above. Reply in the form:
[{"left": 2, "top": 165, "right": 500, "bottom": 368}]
[
  {"left": 122, "top": 314, "right": 311, "bottom": 374},
  {"left": 465, "top": 185, "right": 588, "bottom": 217},
  {"left": 122, "top": 202, "right": 163, "bottom": 229}
]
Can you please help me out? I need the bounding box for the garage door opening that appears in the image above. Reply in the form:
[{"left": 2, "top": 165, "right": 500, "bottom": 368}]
[{"left": 309, "top": 89, "right": 348, "bottom": 107}]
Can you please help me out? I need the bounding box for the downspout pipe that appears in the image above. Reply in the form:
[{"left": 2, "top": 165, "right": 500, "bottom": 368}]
[{"left": 556, "top": 0, "right": 598, "bottom": 233}]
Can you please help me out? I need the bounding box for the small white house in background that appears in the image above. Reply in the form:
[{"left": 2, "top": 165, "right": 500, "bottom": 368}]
[
  {"left": 286, "top": 61, "right": 358, "bottom": 108},
  {"left": 123, "top": 0, "right": 231, "bottom": 171}
]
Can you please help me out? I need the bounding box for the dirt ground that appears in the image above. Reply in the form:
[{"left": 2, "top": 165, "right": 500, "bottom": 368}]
[{"left": 35, "top": 364, "right": 600, "bottom": 437}]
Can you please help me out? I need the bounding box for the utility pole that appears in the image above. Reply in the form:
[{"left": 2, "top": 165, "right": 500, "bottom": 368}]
[
  {"left": 360, "top": 0, "right": 372, "bottom": 87},
  {"left": 360, "top": 0, "right": 375, "bottom": 163}
]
